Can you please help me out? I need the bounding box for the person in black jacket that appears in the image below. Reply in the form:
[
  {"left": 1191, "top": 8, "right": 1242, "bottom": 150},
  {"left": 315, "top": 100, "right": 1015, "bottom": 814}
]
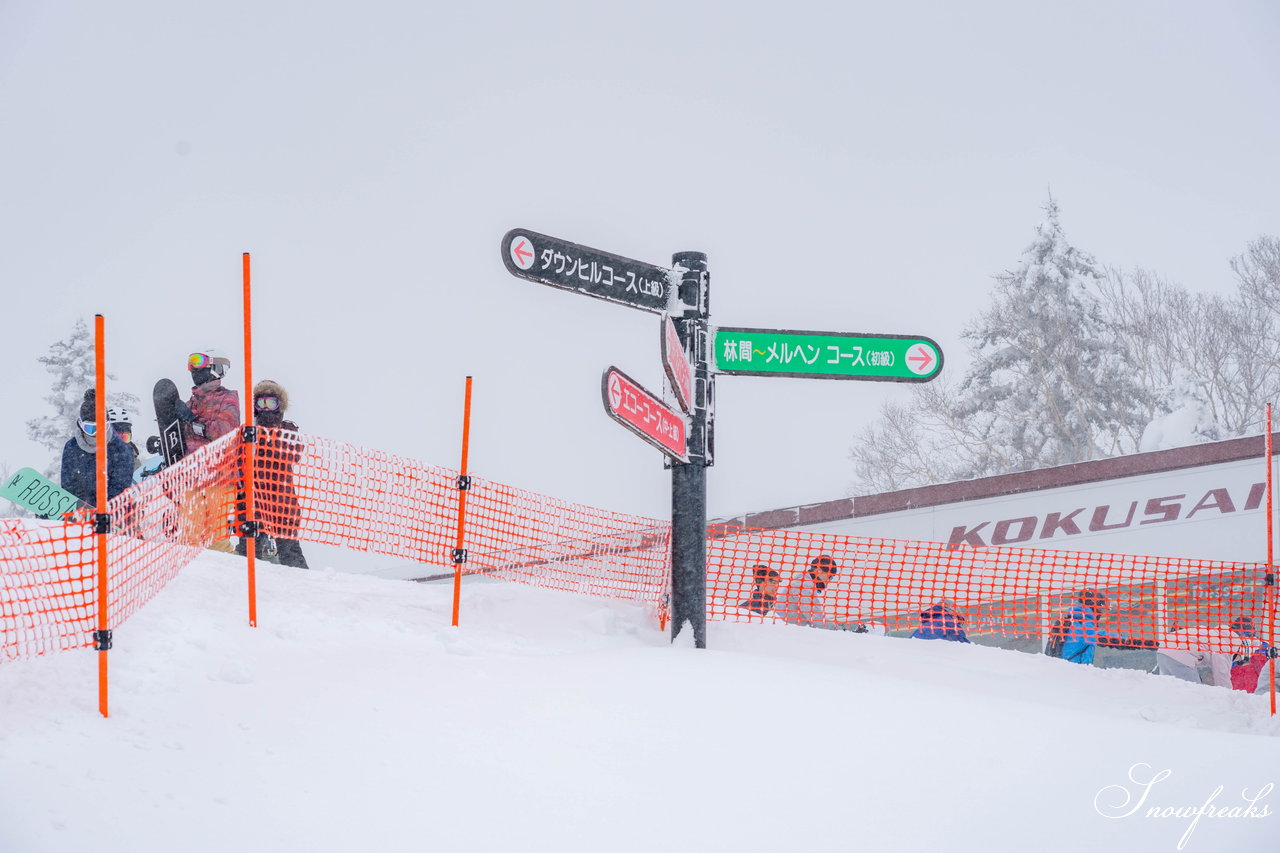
[{"left": 60, "top": 389, "right": 134, "bottom": 506}]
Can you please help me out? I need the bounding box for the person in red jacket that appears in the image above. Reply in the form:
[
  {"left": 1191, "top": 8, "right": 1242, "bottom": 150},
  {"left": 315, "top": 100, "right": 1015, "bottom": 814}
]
[
  {"left": 184, "top": 350, "right": 240, "bottom": 451},
  {"left": 181, "top": 349, "right": 240, "bottom": 552},
  {"left": 1229, "top": 617, "right": 1271, "bottom": 694}
]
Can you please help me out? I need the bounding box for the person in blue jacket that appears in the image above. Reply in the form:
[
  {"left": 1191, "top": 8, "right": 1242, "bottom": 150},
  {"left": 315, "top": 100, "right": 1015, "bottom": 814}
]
[
  {"left": 60, "top": 389, "right": 135, "bottom": 507},
  {"left": 911, "top": 599, "right": 971, "bottom": 642},
  {"left": 1060, "top": 589, "right": 1128, "bottom": 665}
]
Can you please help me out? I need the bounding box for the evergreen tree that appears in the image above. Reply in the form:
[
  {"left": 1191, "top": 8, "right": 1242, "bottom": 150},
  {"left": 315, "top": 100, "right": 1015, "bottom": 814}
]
[
  {"left": 851, "top": 200, "right": 1152, "bottom": 492},
  {"left": 25, "top": 318, "right": 140, "bottom": 478},
  {"left": 953, "top": 198, "right": 1150, "bottom": 476}
]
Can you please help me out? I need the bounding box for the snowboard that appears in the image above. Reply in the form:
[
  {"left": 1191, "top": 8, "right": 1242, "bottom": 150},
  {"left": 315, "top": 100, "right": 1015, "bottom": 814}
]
[
  {"left": 152, "top": 378, "right": 189, "bottom": 467},
  {"left": 1, "top": 467, "right": 84, "bottom": 520}
]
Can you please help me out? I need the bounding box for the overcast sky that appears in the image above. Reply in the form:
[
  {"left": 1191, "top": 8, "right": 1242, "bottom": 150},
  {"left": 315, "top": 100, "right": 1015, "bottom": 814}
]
[{"left": 2, "top": 1, "right": 1278, "bottom": 521}]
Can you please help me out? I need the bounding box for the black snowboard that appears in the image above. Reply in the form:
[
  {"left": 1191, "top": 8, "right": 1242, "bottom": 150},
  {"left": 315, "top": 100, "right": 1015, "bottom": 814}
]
[{"left": 152, "top": 378, "right": 189, "bottom": 467}]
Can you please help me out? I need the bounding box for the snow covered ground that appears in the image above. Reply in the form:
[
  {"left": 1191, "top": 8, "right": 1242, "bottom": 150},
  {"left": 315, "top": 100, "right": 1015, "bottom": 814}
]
[{"left": 1, "top": 550, "right": 1277, "bottom": 853}]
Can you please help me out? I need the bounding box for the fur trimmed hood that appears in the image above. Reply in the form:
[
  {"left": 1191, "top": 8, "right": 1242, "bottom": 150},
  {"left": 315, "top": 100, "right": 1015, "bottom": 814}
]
[{"left": 253, "top": 379, "right": 288, "bottom": 412}]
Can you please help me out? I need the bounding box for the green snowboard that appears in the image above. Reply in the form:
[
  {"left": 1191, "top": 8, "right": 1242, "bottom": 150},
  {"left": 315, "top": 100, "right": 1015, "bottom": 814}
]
[{"left": 2, "top": 467, "right": 84, "bottom": 520}]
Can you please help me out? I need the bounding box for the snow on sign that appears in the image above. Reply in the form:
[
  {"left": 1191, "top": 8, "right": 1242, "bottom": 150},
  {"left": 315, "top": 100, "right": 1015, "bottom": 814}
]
[
  {"left": 660, "top": 316, "right": 693, "bottom": 413},
  {"left": 712, "top": 326, "right": 944, "bottom": 383},
  {"left": 601, "top": 366, "right": 688, "bottom": 462},
  {"left": 500, "top": 228, "right": 673, "bottom": 314}
]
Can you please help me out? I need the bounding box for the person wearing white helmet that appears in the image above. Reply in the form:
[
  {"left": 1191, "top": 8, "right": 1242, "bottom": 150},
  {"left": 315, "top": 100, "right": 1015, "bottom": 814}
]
[{"left": 107, "top": 406, "right": 141, "bottom": 472}]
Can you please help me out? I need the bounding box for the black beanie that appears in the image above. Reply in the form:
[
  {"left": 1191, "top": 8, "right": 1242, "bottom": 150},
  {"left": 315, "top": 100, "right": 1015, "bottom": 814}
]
[{"left": 79, "top": 389, "right": 96, "bottom": 421}]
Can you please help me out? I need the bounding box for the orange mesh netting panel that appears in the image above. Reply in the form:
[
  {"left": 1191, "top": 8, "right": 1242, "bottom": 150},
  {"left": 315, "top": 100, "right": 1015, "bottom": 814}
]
[
  {"left": 267, "top": 430, "right": 466, "bottom": 560},
  {"left": 104, "top": 435, "right": 243, "bottom": 628},
  {"left": 461, "top": 475, "right": 670, "bottom": 605},
  {"left": 0, "top": 518, "right": 96, "bottom": 661},
  {"left": 271, "top": 430, "right": 671, "bottom": 606},
  {"left": 707, "top": 524, "right": 1271, "bottom": 657}
]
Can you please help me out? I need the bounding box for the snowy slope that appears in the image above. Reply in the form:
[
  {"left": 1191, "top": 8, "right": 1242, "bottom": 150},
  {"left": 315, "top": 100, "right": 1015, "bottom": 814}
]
[{"left": 0, "top": 551, "right": 1277, "bottom": 853}]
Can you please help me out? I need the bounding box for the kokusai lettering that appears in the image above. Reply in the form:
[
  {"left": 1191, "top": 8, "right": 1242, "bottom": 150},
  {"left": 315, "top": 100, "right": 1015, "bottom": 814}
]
[
  {"left": 948, "top": 482, "right": 1266, "bottom": 547},
  {"left": 1090, "top": 502, "right": 1137, "bottom": 532},
  {"left": 991, "top": 516, "right": 1037, "bottom": 545}
]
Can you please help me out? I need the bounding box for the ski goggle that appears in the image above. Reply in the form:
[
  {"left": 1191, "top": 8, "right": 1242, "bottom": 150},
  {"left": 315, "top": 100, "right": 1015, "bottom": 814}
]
[
  {"left": 255, "top": 395, "right": 281, "bottom": 412},
  {"left": 188, "top": 352, "right": 230, "bottom": 370},
  {"left": 117, "top": 429, "right": 132, "bottom": 442},
  {"left": 79, "top": 420, "right": 97, "bottom": 436}
]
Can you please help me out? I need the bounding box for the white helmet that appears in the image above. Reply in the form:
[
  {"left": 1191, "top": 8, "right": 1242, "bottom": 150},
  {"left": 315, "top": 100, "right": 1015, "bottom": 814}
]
[
  {"left": 106, "top": 407, "right": 132, "bottom": 426},
  {"left": 188, "top": 348, "right": 231, "bottom": 379}
]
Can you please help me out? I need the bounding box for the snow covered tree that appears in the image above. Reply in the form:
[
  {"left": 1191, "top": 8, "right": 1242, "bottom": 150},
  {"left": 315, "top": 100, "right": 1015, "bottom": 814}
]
[
  {"left": 851, "top": 200, "right": 1151, "bottom": 491},
  {"left": 950, "top": 199, "right": 1150, "bottom": 475},
  {"left": 1099, "top": 237, "right": 1280, "bottom": 442},
  {"left": 25, "top": 318, "right": 140, "bottom": 477}
]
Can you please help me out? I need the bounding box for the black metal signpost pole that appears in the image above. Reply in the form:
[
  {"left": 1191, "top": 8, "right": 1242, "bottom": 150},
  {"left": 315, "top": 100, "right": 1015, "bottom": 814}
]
[{"left": 670, "top": 251, "right": 710, "bottom": 648}]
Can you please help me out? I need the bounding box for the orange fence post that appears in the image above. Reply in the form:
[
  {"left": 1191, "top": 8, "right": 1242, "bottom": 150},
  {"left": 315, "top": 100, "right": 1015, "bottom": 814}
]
[
  {"left": 1266, "top": 405, "right": 1276, "bottom": 715},
  {"left": 94, "top": 314, "right": 110, "bottom": 718},
  {"left": 243, "top": 252, "right": 257, "bottom": 628},
  {"left": 451, "top": 376, "right": 474, "bottom": 627}
]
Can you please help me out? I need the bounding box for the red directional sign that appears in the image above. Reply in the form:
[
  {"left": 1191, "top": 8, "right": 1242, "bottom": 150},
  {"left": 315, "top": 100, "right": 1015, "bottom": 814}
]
[
  {"left": 661, "top": 316, "right": 693, "bottom": 414},
  {"left": 602, "top": 367, "right": 688, "bottom": 462}
]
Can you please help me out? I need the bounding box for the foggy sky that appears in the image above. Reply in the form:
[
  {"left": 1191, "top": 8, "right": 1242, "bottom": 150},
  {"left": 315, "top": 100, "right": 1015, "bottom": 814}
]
[{"left": 2, "top": 1, "right": 1278, "bottom": 522}]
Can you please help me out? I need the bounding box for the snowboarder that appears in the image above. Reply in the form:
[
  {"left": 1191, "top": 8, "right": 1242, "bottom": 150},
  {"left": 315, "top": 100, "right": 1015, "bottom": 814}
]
[
  {"left": 1157, "top": 617, "right": 1259, "bottom": 688},
  {"left": 235, "top": 379, "right": 309, "bottom": 569},
  {"left": 60, "top": 389, "right": 134, "bottom": 506},
  {"left": 911, "top": 599, "right": 971, "bottom": 642},
  {"left": 184, "top": 350, "right": 240, "bottom": 451},
  {"left": 107, "top": 406, "right": 141, "bottom": 472},
  {"left": 1059, "top": 589, "right": 1130, "bottom": 665},
  {"left": 181, "top": 350, "right": 240, "bottom": 553},
  {"left": 738, "top": 564, "right": 780, "bottom": 616},
  {"left": 774, "top": 554, "right": 868, "bottom": 631}
]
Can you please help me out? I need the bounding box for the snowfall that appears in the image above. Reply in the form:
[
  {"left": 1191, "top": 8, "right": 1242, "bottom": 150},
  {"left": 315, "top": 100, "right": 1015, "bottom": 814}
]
[{"left": 1, "top": 538, "right": 1278, "bottom": 853}]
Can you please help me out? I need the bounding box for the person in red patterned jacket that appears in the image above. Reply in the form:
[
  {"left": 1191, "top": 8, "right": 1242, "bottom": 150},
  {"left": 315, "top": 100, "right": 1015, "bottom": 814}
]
[
  {"left": 183, "top": 349, "right": 240, "bottom": 451},
  {"left": 181, "top": 349, "right": 241, "bottom": 552}
]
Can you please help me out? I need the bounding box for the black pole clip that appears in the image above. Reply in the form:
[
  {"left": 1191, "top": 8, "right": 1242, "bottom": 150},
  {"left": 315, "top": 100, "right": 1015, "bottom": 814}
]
[
  {"left": 456, "top": 475, "right": 472, "bottom": 491},
  {"left": 452, "top": 547, "right": 468, "bottom": 564},
  {"left": 1267, "top": 572, "right": 1276, "bottom": 587},
  {"left": 240, "top": 520, "right": 262, "bottom": 537},
  {"left": 242, "top": 425, "right": 258, "bottom": 444},
  {"left": 93, "top": 629, "right": 113, "bottom": 651},
  {"left": 94, "top": 513, "right": 111, "bottom": 535}
]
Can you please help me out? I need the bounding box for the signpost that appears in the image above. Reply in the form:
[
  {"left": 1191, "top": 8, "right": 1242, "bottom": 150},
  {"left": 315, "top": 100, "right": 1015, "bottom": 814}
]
[
  {"left": 661, "top": 316, "right": 693, "bottom": 413},
  {"left": 712, "top": 327, "right": 943, "bottom": 382},
  {"left": 602, "top": 367, "right": 688, "bottom": 462},
  {"left": 501, "top": 229, "right": 674, "bottom": 314},
  {"left": 502, "top": 225, "right": 943, "bottom": 652}
]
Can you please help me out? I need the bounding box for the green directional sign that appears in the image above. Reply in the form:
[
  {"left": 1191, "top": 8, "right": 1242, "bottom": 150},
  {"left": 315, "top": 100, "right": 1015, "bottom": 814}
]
[{"left": 712, "top": 326, "right": 943, "bottom": 382}]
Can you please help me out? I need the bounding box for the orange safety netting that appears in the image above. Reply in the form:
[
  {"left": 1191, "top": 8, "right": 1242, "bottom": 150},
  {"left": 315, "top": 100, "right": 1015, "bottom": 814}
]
[
  {"left": 1, "top": 427, "right": 1274, "bottom": 691},
  {"left": 0, "top": 517, "right": 95, "bottom": 661},
  {"left": 262, "top": 429, "right": 671, "bottom": 606},
  {"left": 707, "top": 524, "right": 1272, "bottom": 662}
]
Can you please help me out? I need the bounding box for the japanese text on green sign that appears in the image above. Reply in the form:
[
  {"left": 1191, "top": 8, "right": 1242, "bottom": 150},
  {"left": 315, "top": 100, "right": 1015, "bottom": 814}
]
[{"left": 712, "top": 327, "right": 942, "bottom": 382}]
